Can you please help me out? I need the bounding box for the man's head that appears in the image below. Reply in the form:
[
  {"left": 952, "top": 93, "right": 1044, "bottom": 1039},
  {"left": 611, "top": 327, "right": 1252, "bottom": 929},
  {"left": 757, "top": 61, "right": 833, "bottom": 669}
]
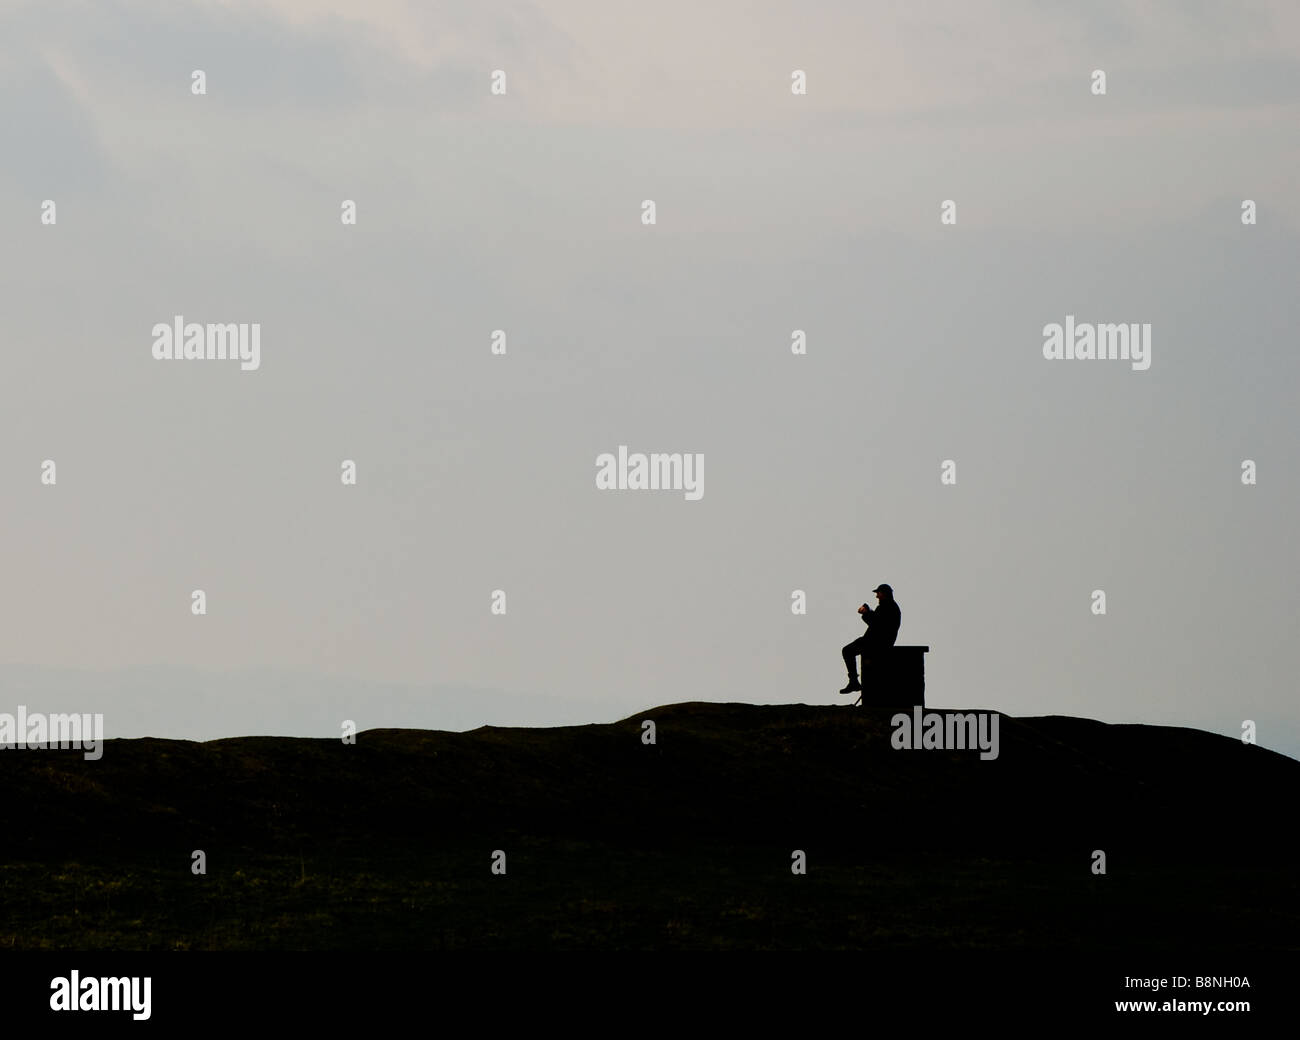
[{"left": 873, "top": 583, "right": 894, "bottom": 602}]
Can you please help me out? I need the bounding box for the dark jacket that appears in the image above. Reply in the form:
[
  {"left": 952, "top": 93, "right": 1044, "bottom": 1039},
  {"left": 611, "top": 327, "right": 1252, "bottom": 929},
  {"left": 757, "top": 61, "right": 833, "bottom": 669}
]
[{"left": 860, "top": 599, "right": 901, "bottom": 651}]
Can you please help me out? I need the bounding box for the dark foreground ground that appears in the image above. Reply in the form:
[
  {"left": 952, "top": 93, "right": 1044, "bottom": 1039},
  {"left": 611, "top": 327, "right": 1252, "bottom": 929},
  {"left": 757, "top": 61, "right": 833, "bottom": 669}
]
[{"left": 3, "top": 702, "right": 1297, "bottom": 950}]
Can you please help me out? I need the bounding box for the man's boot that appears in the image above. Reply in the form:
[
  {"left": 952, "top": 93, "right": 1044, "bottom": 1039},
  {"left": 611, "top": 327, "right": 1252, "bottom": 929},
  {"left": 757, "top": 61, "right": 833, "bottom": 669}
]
[{"left": 838, "top": 676, "right": 862, "bottom": 694}]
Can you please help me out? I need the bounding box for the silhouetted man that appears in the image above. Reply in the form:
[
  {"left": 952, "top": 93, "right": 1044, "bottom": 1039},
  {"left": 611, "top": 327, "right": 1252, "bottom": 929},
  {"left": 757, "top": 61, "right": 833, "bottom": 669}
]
[{"left": 839, "top": 584, "right": 901, "bottom": 695}]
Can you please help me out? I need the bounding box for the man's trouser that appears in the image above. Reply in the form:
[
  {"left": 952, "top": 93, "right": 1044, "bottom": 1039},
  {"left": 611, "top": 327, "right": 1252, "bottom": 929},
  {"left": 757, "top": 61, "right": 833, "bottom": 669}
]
[{"left": 842, "top": 636, "right": 879, "bottom": 681}]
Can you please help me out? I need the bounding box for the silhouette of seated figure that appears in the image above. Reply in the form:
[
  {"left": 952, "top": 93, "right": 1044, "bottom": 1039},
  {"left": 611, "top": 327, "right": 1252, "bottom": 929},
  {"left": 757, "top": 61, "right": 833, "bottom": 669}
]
[{"left": 839, "top": 583, "right": 900, "bottom": 700}]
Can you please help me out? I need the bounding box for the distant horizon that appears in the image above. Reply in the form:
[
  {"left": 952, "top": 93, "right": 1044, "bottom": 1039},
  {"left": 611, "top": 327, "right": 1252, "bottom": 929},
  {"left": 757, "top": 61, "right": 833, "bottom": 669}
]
[{"left": 2, "top": 660, "right": 1295, "bottom": 765}]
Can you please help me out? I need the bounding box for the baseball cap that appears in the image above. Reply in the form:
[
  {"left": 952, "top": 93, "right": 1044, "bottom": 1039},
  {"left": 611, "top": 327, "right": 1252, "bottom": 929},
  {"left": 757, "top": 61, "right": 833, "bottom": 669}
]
[{"left": 872, "top": 584, "right": 893, "bottom": 594}]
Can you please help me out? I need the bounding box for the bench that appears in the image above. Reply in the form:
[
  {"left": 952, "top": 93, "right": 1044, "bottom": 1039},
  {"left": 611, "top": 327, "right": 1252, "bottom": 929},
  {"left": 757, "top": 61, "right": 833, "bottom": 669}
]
[{"left": 855, "top": 645, "right": 929, "bottom": 708}]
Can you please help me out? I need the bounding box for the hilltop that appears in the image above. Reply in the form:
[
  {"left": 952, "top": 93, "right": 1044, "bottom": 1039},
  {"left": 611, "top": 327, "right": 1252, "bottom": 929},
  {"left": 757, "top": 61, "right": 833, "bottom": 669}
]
[{"left": 2, "top": 702, "right": 1296, "bottom": 949}]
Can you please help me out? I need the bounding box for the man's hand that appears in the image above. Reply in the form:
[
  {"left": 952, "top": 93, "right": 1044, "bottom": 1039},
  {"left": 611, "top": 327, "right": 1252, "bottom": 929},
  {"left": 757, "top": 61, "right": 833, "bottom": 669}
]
[{"left": 858, "top": 603, "right": 868, "bottom": 615}]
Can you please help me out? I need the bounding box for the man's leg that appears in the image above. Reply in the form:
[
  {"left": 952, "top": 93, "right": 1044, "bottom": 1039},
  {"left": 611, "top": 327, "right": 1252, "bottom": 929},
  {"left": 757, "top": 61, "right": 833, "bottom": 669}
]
[{"left": 840, "top": 636, "right": 868, "bottom": 693}]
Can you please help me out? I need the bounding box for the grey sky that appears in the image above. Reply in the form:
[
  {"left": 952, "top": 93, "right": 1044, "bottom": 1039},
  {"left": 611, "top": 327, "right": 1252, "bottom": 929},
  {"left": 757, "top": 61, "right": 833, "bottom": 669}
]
[{"left": 2, "top": 0, "right": 1297, "bottom": 758}]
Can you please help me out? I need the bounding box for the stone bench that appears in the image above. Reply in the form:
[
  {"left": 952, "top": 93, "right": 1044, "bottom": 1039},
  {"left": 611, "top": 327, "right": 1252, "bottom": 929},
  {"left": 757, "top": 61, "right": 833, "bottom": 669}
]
[{"left": 855, "top": 645, "right": 929, "bottom": 708}]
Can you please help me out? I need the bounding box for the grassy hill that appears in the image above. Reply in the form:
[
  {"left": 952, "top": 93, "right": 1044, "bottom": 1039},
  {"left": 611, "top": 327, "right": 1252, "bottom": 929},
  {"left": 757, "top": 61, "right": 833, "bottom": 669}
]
[{"left": 2, "top": 702, "right": 1296, "bottom": 950}]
